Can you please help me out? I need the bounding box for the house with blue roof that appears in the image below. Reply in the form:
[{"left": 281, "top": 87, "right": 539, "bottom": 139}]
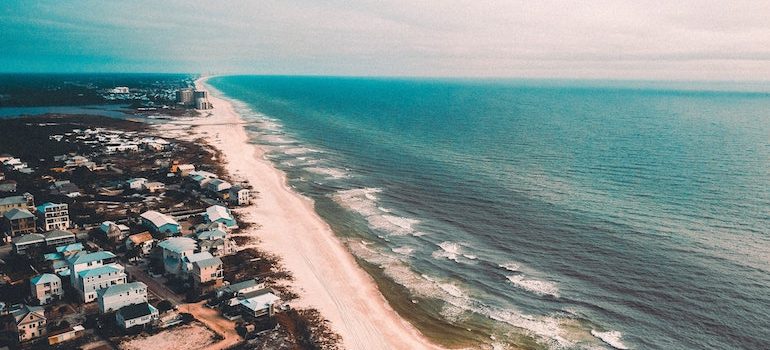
[
  {"left": 204, "top": 205, "right": 237, "bottom": 229},
  {"left": 158, "top": 237, "right": 197, "bottom": 277},
  {"left": 97, "top": 281, "right": 148, "bottom": 313},
  {"left": 30, "top": 273, "right": 63, "bottom": 305},
  {"left": 139, "top": 210, "right": 181, "bottom": 235}
]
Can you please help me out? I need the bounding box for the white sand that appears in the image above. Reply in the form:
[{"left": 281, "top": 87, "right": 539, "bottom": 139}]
[{"left": 175, "top": 77, "right": 443, "bottom": 350}]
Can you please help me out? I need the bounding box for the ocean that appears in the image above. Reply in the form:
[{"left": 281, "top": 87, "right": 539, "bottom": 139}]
[{"left": 208, "top": 76, "right": 770, "bottom": 350}]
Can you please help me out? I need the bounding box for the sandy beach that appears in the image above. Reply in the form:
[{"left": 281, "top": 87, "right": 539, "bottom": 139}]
[{"left": 174, "top": 77, "right": 443, "bottom": 350}]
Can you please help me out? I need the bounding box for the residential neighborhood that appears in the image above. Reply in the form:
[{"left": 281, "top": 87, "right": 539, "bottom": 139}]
[{"left": 0, "top": 116, "right": 312, "bottom": 350}]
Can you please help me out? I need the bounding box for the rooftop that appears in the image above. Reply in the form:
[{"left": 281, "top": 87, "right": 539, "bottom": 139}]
[
  {"left": 0, "top": 195, "right": 27, "bottom": 206},
  {"left": 239, "top": 290, "right": 279, "bottom": 312},
  {"left": 140, "top": 210, "right": 179, "bottom": 228},
  {"left": 44, "top": 229, "right": 75, "bottom": 240},
  {"left": 193, "top": 256, "right": 222, "bottom": 269},
  {"left": 77, "top": 264, "right": 124, "bottom": 278},
  {"left": 30, "top": 273, "right": 60, "bottom": 285},
  {"left": 12, "top": 233, "right": 45, "bottom": 245},
  {"left": 3, "top": 208, "right": 34, "bottom": 220},
  {"left": 67, "top": 251, "right": 116, "bottom": 265},
  {"left": 158, "top": 237, "right": 197, "bottom": 253},
  {"left": 128, "top": 232, "right": 154, "bottom": 245},
  {"left": 206, "top": 205, "right": 233, "bottom": 223},
  {"left": 117, "top": 302, "right": 156, "bottom": 320},
  {"left": 197, "top": 229, "right": 227, "bottom": 241},
  {"left": 184, "top": 251, "right": 214, "bottom": 264},
  {"left": 97, "top": 281, "right": 146, "bottom": 298}
]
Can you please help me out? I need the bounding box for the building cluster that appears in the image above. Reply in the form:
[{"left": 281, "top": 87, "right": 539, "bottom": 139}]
[
  {"left": 0, "top": 153, "right": 33, "bottom": 176},
  {"left": 176, "top": 88, "right": 213, "bottom": 110}
]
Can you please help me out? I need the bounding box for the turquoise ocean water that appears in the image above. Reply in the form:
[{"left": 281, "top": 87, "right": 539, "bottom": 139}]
[{"left": 209, "top": 76, "right": 770, "bottom": 350}]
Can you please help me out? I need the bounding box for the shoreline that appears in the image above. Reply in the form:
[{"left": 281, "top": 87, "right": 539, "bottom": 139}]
[{"left": 183, "top": 76, "right": 443, "bottom": 350}]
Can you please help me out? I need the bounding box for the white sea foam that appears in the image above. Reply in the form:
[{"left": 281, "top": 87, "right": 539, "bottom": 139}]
[
  {"left": 332, "top": 188, "right": 422, "bottom": 236},
  {"left": 506, "top": 275, "right": 559, "bottom": 297},
  {"left": 391, "top": 246, "right": 414, "bottom": 256},
  {"left": 283, "top": 147, "right": 319, "bottom": 155},
  {"left": 304, "top": 166, "right": 349, "bottom": 179},
  {"left": 431, "top": 241, "right": 463, "bottom": 262},
  {"left": 345, "top": 239, "right": 575, "bottom": 348},
  {"left": 591, "top": 330, "right": 629, "bottom": 349},
  {"left": 499, "top": 262, "right": 521, "bottom": 272}
]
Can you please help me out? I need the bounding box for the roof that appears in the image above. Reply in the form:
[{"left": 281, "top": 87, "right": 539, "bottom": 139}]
[
  {"left": 36, "top": 202, "right": 65, "bottom": 212},
  {"left": 77, "top": 264, "right": 123, "bottom": 278},
  {"left": 0, "top": 195, "right": 26, "bottom": 206},
  {"left": 206, "top": 205, "right": 233, "bottom": 223},
  {"left": 67, "top": 251, "right": 116, "bottom": 265},
  {"left": 3, "top": 208, "right": 33, "bottom": 220},
  {"left": 128, "top": 232, "right": 154, "bottom": 245},
  {"left": 97, "top": 281, "right": 146, "bottom": 299},
  {"left": 30, "top": 273, "right": 60, "bottom": 285},
  {"left": 239, "top": 290, "right": 279, "bottom": 311},
  {"left": 12, "top": 233, "right": 45, "bottom": 245},
  {"left": 197, "top": 229, "right": 227, "bottom": 241},
  {"left": 55, "top": 243, "right": 84, "bottom": 253},
  {"left": 117, "top": 302, "right": 156, "bottom": 320},
  {"left": 11, "top": 305, "right": 45, "bottom": 324},
  {"left": 157, "top": 237, "right": 197, "bottom": 253},
  {"left": 223, "top": 278, "right": 262, "bottom": 294},
  {"left": 184, "top": 251, "right": 214, "bottom": 264},
  {"left": 194, "top": 256, "right": 222, "bottom": 269},
  {"left": 140, "top": 210, "right": 179, "bottom": 228},
  {"left": 44, "top": 230, "right": 75, "bottom": 240}
]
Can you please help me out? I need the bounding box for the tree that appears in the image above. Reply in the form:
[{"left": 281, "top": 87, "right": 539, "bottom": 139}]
[{"left": 157, "top": 300, "right": 173, "bottom": 314}]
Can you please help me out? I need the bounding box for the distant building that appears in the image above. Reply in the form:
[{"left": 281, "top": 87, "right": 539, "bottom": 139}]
[
  {"left": 125, "top": 232, "right": 155, "bottom": 257},
  {"left": 229, "top": 186, "right": 251, "bottom": 206},
  {"left": 3, "top": 208, "right": 36, "bottom": 238},
  {"left": 204, "top": 205, "right": 237, "bottom": 229},
  {"left": 12, "top": 233, "right": 45, "bottom": 255},
  {"left": 47, "top": 325, "right": 85, "bottom": 346},
  {"left": 142, "top": 182, "right": 165, "bottom": 193},
  {"left": 0, "top": 180, "right": 17, "bottom": 193},
  {"left": 7, "top": 304, "right": 46, "bottom": 342},
  {"left": 66, "top": 251, "right": 126, "bottom": 302},
  {"left": 157, "top": 237, "right": 197, "bottom": 277},
  {"left": 0, "top": 193, "right": 34, "bottom": 216},
  {"left": 115, "top": 302, "right": 158, "bottom": 329},
  {"left": 140, "top": 210, "right": 180, "bottom": 235},
  {"left": 175, "top": 164, "right": 195, "bottom": 176},
  {"left": 196, "top": 229, "right": 234, "bottom": 257},
  {"left": 43, "top": 230, "right": 76, "bottom": 248},
  {"left": 206, "top": 179, "right": 231, "bottom": 193},
  {"left": 195, "top": 98, "right": 213, "bottom": 110},
  {"left": 126, "top": 178, "right": 148, "bottom": 190},
  {"left": 98, "top": 282, "right": 148, "bottom": 313},
  {"left": 238, "top": 289, "right": 280, "bottom": 318},
  {"left": 176, "top": 88, "right": 195, "bottom": 106},
  {"left": 30, "top": 273, "right": 63, "bottom": 305},
  {"left": 100, "top": 221, "right": 130, "bottom": 244},
  {"left": 192, "top": 256, "right": 223, "bottom": 292},
  {"left": 36, "top": 202, "right": 69, "bottom": 231},
  {"left": 111, "top": 87, "right": 129, "bottom": 94}
]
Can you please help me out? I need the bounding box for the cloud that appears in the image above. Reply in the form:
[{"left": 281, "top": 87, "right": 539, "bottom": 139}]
[{"left": 1, "top": 0, "right": 770, "bottom": 79}]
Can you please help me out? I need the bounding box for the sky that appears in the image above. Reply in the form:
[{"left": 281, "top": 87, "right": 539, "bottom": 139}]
[{"left": 2, "top": 0, "right": 770, "bottom": 80}]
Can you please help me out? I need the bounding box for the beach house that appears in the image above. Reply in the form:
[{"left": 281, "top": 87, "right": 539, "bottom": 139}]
[
  {"left": 139, "top": 210, "right": 180, "bottom": 235},
  {"left": 0, "top": 193, "right": 34, "bottom": 216},
  {"left": 7, "top": 305, "right": 46, "bottom": 342},
  {"left": 228, "top": 186, "right": 251, "bottom": 206},
  {"left": 97, "top": 282, "right": 148, "bottom": 313},
  {"left": 238, "top": 289, "right": 280, "bottom": 318},
  {"left": 157, "top": 237, "right": 197, "bottom": 277},
  {"left": 196, "top": 228, "right": 234, "bottom": 257},
  {"left": 126, "top": 178, "right": 147, "bottom": 190},
  {"left": 66, "top": 251, "right": 126, "bottom": 302},
  {"left": 12, "top": 233, "right": 46, "bottom": 255},
  {"left": 29, "top": 273, "right": 63, "bottom": 305},
  {"left": 204, "top": 205, "right": 237, "bottom": 229},
  {"left": 192, "top": 256, "right": 224, "bottom": 292},
  {"left": 125, "top": 232, "right": 155, "bottom": 257},
  {"left": 115, "top": 302, "right": 158, "bottom": 329},
  {"left": 99, "top": 221, "right": 130, "bottom": 245},
  {"left": 142, "top": 181, "right": 165, "bottom": 193},
  {"left": 44, "top": 230, "right": 76, "bottom": 248},
  {"left": 36, "top": 202, "right": 69, "bottom": 231},
  {"left": 2, "top": 208, "right": 36, "bottom": 238}
]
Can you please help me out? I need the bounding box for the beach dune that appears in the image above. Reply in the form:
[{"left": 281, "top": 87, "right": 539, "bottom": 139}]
[{"left": 190, "top": 77, "right": 443, "bottom": 350}]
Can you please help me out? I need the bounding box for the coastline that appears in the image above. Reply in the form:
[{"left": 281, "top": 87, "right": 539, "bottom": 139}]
[{"left": 179, "top": 76, "right": 443, "bottom": 350}]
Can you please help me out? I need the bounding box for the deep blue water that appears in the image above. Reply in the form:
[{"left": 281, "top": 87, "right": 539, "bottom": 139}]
[{"left": 209, "top": 76, "right": 770, "bottom": 350}]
